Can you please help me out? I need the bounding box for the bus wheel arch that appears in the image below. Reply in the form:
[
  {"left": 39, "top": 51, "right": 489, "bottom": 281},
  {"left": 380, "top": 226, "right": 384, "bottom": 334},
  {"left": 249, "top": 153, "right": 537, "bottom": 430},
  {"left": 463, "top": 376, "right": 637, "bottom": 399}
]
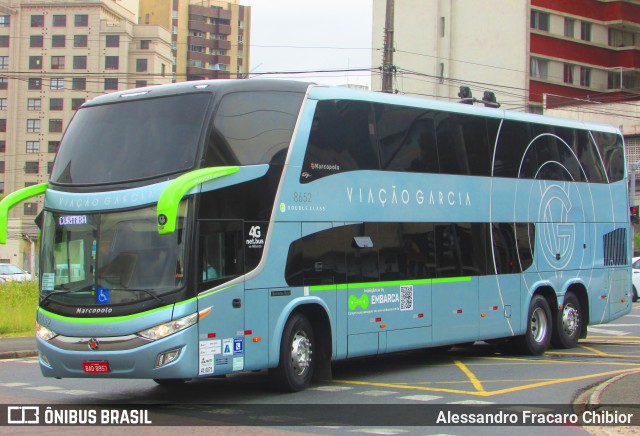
[
  {"left": 552, "top": 285, "right": 588, "bottom": 348},
  {"left": 516, "top": 289, "right": 555, "bottom": 355},
  {"left": 269, "top": 304, "right": 332, "bottom": 392}
]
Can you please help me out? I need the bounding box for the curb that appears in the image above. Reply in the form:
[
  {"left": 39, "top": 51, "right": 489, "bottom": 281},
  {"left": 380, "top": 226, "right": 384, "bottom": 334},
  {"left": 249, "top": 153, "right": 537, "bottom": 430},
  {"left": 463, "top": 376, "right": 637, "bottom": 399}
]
[
  {"left": 0, "top": 350, "right": 38, "bottom": 360},
  {"left": 573, "top": 369, "right": 640, "bottom": 410}
]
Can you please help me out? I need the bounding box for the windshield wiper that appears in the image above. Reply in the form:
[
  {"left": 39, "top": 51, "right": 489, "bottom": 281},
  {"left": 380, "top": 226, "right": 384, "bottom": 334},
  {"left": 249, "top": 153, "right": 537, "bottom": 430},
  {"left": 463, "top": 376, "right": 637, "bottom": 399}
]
[
  {"left": 40, "top": 289, "right": 93, "bottom": 307},
  {"left": 107, "top": 288, "right": 165, "bottom": 304}
]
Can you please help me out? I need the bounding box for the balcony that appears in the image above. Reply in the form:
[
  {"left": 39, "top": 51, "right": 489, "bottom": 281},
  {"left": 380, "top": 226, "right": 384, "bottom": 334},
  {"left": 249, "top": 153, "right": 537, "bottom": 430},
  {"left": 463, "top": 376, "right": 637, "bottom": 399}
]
[
  {"left": 188, "top": 36, "right": 231, "bottom": 51},
  {"left": 189, "top": 5, "right": 232, "bottom": 20},
  {"left": 187, "top": 51, "right": 230, "bottom": 65},
  {"left": 188, "top": 21, "right": 231, "bottom": 36}
]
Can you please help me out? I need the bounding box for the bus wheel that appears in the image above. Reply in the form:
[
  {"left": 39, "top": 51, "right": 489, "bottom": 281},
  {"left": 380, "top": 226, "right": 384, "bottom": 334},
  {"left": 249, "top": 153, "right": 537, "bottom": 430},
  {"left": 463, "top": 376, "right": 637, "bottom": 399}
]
[
  {"left": 270, "top": 313, "right": 315, "bottom": 392},
  {"left": 516, "top": 295, "right": 552, "bottom": 355},
  {"left": 551, "top": 293, "right": 582, "bottom": 349}
]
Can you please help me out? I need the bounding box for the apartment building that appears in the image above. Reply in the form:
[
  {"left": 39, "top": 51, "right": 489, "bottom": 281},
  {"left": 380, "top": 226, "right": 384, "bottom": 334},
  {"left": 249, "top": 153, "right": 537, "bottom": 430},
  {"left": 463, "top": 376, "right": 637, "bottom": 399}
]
[
  {"left": 139, "top": 0, "right": 250, "bottom": 82},
  {"left": 0, "top": 0, "right": 172, "bottom": 270}
]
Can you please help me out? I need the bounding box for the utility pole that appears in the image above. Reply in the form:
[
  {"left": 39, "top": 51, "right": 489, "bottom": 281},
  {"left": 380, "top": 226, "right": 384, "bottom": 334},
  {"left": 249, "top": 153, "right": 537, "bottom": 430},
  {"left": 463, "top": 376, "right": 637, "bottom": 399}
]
[{"left": 381, "top": 0, "right": 395, "bottom": 93}]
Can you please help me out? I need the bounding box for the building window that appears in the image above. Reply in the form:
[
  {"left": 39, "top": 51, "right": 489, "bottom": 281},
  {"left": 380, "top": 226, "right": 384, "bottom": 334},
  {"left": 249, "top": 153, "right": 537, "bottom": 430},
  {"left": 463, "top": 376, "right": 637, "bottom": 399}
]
[
  {"left": 608, "top": 71, "right": 621, "bottom": 89},
  {"left": 104, "top": 78, "right": 118, "bottom": 90},
  {"left": 581, "top": 21, "right": 592, "bottom": 41},
  {"left": 28, "top": 78, "right": 41, "bottom": 90},
  {"left": 135, "top": 80, "right": 147, "bottom": 88},
  {"left": 161, "top": 64, "right": 166, "bottom": 77},
  {"left": 27, "top": 119, "right": 40, "bottom": 133},
  {"left": 0, "top": 99, "right": 6, "bottom": 110},
  {"left": 105, "top": 56, "right": 119, "bottom": 70},
  {"left": 24, "top": 203, "right": 37, "bottom": 216},
  {"left": 106, "top": 35, "right": 120, "bottom": 47},
  {"left": 52, "top": 35, "right": 66, "bottom": 48},
  {"left": 189, "top": 44, "right": 204, "bottom": 53},
  {"left": 51, "top": 56, "right": 65, "bottom": 70},
  {"left": 75, "top": 15, "right": 88, "bottom": 27},
  {"left": 51, "top": 78, "right": 64, "bottom": 90},
  {"left": 72, "top": 77, "right": 86, "bottom": 90},
  {"left": 530, "top": 10, "right": 549, "bottom": 31},
  {"left": 0, "top": 35, "right": 9, "bottom": 47},
  {"left": 74, "top": 35, "right": 88, "bottom": 47},
  {"left": 0, "top": 141, "right": 4, "bottom": 152},
  {"left": 48, "top": 141, "right": 60, "bottom": 153},
  {"left": 27, "top": 98, "right": 41, "bottom": 111},
  {"left": 26, "top": 141, "right": 39, "bottom": 153},
  {"left": 0, "top": 57, "right": 7, "bottom": 70},
  {"left": 29, "top": 56, "right": 42, "bottom": 69},
  {"left": 31, "top": 15, "right": 44, "bottom": 28},
  {"left": 0, "top": 119, "right": 5, "bottom": 132},
  {"left": 563, "top": 64, "right": 574, "bottom": 84},
  {"left": 530, "top": 57, "right": 548, "bottom": 79},
  {"left": 48, "top": 162, "right": 54, "bottom": 174},
  {"left": 25, "top": 162, "right": 39, "bottom": 174},
  {"left": 609, "top": 28, "right": 635, "bottom": 47},
  {"left": 140, "top": 40, "right": 150, "bottom": 49},
  {"left": 30, "top": 35, "right": 43, "bottom": 48},
  {"left": 73, "top": 56, "right": 87, "bottom": 69},
  {"left": 50, "top": 98, "right": 63, "bottom": 111},
  {"left": 580, "top": 67, "right": 591, "bottom": 87},
  {"left": 136, "top": 58, "right": 148, "bottom": 72},
  {"left": 52, "top": 15, "right": 66, "bottom": 27},
  {"left": 0, "top": 78, "right": 6, "bottom": 90},
  {"left": 564, "top": 18, "right": 575, "bottom": 38},
  {"left": 71, "top": 99, "right": 85, "bottom": 110},
  {"left": 49, "top": 119, "right": 63, "bottom": 133},
  {"left": 0, "top": 161, "right": 4, "bottom": 173},
  {"left": 0, "top": 16, "right": 9, "bottom": 28}
]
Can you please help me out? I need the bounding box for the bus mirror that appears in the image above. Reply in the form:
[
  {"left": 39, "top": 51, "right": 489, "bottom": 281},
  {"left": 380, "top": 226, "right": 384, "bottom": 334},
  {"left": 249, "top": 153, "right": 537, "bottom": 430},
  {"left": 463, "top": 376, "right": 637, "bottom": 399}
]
[
  {"left": 156, "top": 166, "right": 239, "bottom": 235},
  {"left": 0, "top": 183, "right": 48, "bottom": 244}
]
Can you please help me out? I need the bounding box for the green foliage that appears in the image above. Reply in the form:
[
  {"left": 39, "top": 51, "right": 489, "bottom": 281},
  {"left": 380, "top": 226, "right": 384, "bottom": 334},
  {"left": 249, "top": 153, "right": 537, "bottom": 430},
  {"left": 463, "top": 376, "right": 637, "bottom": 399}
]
[
  {"left": 635, "top": 232, "right": 640, "bottom": 256},
  {"left": 0, "top": 281, "right": 38, "bottom": 336}
]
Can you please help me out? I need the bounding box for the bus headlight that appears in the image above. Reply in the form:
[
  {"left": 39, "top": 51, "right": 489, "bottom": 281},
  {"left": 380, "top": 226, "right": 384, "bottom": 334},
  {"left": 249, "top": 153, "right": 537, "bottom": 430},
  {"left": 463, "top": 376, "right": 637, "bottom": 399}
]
[
  {"left": 36, "top": 322, "right": 58, "bottom": 341},
  {"left": 137, "top": 313, "right": 198, "bottom": 341}
]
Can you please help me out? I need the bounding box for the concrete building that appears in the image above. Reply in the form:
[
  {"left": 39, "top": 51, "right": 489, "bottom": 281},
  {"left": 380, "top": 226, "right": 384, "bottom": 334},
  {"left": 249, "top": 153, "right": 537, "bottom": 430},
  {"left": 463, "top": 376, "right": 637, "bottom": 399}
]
[
  {"left": 0, "top": 0, "right": 172, "bottom": 271},
  {"left": 139, "top": 0, "right": 250, "bottom": 82}
]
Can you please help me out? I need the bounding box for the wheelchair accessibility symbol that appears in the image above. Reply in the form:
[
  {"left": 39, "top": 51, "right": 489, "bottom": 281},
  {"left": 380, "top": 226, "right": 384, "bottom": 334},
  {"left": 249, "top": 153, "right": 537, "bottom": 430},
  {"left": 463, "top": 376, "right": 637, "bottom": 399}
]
[{"left": 96, "top": 288, "right": 110, "bottom": 304}]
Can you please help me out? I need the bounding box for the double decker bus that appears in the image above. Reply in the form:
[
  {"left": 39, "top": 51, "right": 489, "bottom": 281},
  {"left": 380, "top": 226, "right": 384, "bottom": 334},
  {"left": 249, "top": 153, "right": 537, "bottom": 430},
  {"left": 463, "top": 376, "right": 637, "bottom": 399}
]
[{"left": 0, "top": 79, "right": 631, "bottom": 392}]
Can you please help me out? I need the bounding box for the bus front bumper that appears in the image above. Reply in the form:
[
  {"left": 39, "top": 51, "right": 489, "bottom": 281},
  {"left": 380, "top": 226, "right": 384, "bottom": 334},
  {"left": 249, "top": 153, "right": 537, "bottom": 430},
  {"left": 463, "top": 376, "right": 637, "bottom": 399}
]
[{"left": 37, "top": 325, "right": 199, "bottom": 380}]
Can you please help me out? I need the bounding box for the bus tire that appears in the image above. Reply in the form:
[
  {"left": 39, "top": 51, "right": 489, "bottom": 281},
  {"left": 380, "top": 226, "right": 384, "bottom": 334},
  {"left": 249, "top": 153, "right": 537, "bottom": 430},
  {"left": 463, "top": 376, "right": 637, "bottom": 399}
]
[
  {"left": 516, "top": 295, "right": 552, "bottom": 356},
  {"left": 270, "top": 313, "right": 315, "bottom": 392},
  {"left": 551, "top": 292, "right": 582, "bottom": 349}
]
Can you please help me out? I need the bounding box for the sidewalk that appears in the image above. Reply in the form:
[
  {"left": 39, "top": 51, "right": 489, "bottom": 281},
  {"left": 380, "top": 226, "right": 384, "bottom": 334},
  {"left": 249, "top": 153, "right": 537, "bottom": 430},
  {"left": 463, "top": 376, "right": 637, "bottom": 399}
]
[{"left": 0, "top": 336, "right": 37, "bottom": 359}]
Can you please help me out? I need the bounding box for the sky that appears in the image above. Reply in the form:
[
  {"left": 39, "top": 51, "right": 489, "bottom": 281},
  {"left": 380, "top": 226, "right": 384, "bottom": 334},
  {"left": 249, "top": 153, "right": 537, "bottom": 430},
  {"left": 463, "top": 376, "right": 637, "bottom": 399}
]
[{"left": 240, "top": 0, "right": 374, "bottom": 87}]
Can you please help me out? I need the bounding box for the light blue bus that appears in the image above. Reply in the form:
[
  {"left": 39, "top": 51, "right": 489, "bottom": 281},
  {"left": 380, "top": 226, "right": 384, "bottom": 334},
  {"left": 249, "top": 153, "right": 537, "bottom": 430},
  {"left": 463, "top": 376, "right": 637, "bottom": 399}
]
[{"left": 0, "top": 79, "right": 632, "bottom": 392}]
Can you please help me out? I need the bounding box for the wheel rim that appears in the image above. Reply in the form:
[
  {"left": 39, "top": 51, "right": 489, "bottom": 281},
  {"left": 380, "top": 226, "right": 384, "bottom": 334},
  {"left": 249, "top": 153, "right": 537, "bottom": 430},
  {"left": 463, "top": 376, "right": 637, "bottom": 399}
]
[
  {"left": 290, "top": 330, "right": 311, "bottom": 376},
  {"left": 530, "top": 307, "right": 548, "bottom": 343},
  {"left": 562, "top": 304, "right": 579, "bottom": 337}
]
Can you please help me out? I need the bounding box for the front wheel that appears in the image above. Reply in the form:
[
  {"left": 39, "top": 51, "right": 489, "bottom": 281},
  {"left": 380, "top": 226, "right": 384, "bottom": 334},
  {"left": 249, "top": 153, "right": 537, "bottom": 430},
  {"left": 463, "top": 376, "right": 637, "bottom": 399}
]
[
  {"left": 516, "top": 294, "right": 552, "bottom": 355},
  {"left": 270, "top": 313, "right": 315, "bottom": 392},
  {"left": 551, "top": 292, "right": 582, "bottom": 349}
]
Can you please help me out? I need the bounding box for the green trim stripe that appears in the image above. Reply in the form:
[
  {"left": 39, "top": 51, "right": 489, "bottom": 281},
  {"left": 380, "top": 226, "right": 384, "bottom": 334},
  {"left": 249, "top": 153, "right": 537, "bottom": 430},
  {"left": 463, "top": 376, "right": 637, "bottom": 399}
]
[
  {"left": 157, "top": 166, "right": 239, "bottom": 235},
  {"left": 309, "top": 276, "right": 471, "bottom": 292},
  {"left": 38, "top": 304, "right": 173, "bottom": 324},
  {"left": 0, "top": 183, "right": 48, "bottom": 244}
]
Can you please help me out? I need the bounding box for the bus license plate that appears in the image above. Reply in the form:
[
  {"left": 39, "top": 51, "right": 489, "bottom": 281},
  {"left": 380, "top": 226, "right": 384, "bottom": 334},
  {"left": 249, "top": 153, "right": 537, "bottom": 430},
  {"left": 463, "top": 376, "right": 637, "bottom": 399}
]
[{"left": 82, "top": 361, "right": 110, "bottom": 373}]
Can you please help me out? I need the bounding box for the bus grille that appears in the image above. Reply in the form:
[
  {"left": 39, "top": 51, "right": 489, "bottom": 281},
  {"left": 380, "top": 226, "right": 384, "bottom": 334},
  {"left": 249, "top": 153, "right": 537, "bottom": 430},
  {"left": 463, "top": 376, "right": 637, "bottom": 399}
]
[{"left": 603, "top": 228, "right": 627, "bottom": 266}]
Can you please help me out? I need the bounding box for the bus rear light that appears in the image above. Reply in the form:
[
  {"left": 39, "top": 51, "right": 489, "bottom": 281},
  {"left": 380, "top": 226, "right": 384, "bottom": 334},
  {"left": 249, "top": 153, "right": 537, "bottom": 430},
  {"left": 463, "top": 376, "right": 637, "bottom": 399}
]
[
  {"left": 155, "top": 348, "right": 181, "bottom": 368},
  {"left": 137, "top": 313, "right": 197, "bottom": 341}
]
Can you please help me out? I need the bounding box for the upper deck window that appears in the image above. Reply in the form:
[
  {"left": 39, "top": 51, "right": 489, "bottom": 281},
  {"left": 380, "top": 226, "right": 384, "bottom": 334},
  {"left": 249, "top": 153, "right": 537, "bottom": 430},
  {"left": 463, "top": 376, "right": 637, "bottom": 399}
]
[{"left": 49, "top": 93, "right": 211, "bottom": 185}]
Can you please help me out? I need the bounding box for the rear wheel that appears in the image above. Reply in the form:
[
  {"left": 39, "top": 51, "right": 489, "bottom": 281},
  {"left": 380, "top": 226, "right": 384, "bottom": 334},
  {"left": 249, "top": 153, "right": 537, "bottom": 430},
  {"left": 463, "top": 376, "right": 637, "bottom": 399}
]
[
  {"left": 270, "top": 313, "right": 315, "bottom": 392},
  {"left": 516, "top": 294, "right": 552, "bottom": 355},
  {"left": 551, "top": 292, "right": 582, "bottom": 349}
]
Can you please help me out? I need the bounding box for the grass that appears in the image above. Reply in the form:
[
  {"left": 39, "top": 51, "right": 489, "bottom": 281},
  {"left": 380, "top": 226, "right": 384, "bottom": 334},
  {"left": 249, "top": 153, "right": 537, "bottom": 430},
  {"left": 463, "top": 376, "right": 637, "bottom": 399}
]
[{"left": 0, "top": 280, "right": 38, "bottom": 337}]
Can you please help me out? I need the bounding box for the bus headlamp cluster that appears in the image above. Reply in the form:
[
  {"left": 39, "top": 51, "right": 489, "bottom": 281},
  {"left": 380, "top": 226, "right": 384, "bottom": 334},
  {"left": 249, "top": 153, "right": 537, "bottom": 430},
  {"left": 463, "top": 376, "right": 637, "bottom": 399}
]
[
  {"left": 36, "top": 322, "right": 58, "bottom": 341},
  {"left": 137, "top": 313, "right": 198, "bottom": 341}
]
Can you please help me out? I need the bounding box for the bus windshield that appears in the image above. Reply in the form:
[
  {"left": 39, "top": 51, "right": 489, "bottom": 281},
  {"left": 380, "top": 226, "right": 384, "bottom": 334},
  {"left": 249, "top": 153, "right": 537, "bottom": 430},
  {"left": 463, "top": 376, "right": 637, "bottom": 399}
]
[
  {"left": 39, "top": 203, "right": 187, "bottom": 306},
  {"left": 49, "top": 93, "right": 212, "bottom": 185}
]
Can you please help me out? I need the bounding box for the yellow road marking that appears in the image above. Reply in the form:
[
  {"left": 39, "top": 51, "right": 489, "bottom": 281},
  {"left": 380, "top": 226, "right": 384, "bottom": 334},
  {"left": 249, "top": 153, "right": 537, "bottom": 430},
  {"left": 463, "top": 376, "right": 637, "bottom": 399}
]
[
  {"left": 453, "top": 360, "right": 485, "bottom": 392},
  {"left": 335, "top": 367, "right": 640, "bottom": 397}
]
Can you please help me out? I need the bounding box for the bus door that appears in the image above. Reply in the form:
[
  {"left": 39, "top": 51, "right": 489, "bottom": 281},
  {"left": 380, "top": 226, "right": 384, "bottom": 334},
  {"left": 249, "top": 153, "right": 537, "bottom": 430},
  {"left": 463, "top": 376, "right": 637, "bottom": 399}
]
[{"left": 195, "top": 220, "right": 245, "bottom": 377}]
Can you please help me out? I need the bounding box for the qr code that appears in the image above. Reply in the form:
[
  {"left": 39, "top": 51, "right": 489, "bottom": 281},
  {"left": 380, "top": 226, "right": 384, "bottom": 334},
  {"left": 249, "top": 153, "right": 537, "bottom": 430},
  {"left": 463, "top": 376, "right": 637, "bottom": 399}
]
[{"left": 400, "top": 285, "right": 413, "bottom": 311}]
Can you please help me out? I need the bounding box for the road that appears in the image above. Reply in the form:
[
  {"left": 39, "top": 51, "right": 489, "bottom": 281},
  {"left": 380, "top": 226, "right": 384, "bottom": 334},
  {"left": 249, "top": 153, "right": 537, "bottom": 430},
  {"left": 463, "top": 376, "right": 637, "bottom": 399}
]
[{"left": 1, "top": 304, "right": 639, "bottom": 434}]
